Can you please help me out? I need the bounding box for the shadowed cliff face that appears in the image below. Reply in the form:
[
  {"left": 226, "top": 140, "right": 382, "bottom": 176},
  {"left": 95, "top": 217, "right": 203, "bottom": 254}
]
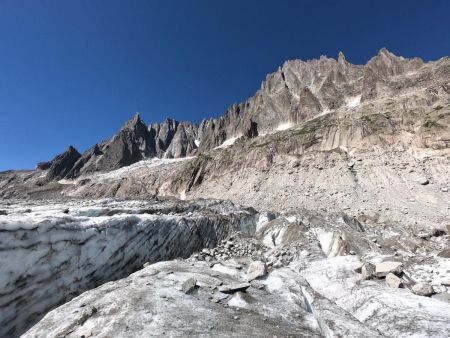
[{"left": 32, "top": 49, "right": 450, "bottom": 181}]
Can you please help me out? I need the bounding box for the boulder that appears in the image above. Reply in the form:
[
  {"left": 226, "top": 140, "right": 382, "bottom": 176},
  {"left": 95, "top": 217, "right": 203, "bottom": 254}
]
[
  {"left": 437, "top": 248, "right": 450, "bottom": 258},
  {"left": 386, "top": 273, "right": 402, "bottom": 288},
  {"left": 247, "top": 261, "right": 267, "bottom": 281},
  {"left": 375, "top": 261, "right": 403, "bottom": 278},
  {"left": 218, "top": 282, "right": 251, "bottom": 294},
  {"left": 416, "top": 177, "right": 429, "bottom": 185},
  {"left": 181, "top": 277, "right": 197, "bottom": 294},
  {"left": 432, "top": 285, "right": 447, "bottom": 294},
  {"left": 361, "top": 263, "right": 376, "bottom": 280},
  {"left": 412, "top": 283, "right": 434, "bottom": 297}
]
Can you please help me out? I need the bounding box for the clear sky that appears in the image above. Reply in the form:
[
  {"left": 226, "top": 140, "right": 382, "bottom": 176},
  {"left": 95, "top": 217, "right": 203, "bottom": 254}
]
[{"left": 1, "top": 0, "right": 450, "bottom": 170}]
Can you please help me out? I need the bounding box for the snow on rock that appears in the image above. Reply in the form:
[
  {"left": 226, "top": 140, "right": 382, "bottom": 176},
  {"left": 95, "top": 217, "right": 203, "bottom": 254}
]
[
  {"left": 97, "top": 157, "right": 194, "bottom": 180},
  {"left": 345, "top": 95, "right": 361, "bottom": 108},
  {"left": 275, "top": 122, "right": 294, "bottom": 131},
  {"left": 0, "top": 199, "right": 258, "bottom": 338},
  {"left": 215, "top": 136, "right": 240, "bottom": 149}
]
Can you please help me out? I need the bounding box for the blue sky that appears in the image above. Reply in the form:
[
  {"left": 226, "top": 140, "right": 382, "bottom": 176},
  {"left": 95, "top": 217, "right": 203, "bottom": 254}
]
[{"left": 1, "top": 0, "right": 449, "bottom": 170}]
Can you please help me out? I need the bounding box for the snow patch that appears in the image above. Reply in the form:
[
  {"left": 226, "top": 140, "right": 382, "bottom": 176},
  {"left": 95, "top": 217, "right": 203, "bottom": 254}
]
[
  {"left": 215, "top": 136, "right": 240, "bottom": 149},
  {"left": 276, "top": 123, "right": 293, "bottom": 131},
  {"left": 285, "top": 215, "right": 297, "bottom": 223},
  {"left": 194, "top": 139, "right": 200, "bottom": 147},
  {"left": 345, "top": 95, "right": 361, "bottom": 108},
  {"left": 97, "top": 157, "right": 193, "bottom": 180},
  {"left": 179, "top": 190, "right": 186, "bottom": 200}
]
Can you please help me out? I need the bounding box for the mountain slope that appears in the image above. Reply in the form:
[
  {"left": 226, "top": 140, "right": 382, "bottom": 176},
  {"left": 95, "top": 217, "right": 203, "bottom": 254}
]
[{"left": 31, "top": 48, "right": 450, "bottom": 182}]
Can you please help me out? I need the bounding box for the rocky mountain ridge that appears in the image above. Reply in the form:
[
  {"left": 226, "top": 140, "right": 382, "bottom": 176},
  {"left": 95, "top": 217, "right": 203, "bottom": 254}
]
[{"left": 33, "top": 48, "right": 450, "bottom": 182}]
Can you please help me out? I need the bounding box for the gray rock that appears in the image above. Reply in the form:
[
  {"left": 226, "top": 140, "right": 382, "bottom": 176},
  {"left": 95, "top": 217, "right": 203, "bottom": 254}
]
[
  {"left": 386, "top": 273, "right": 402, "bottom": 288},
  {"left": 375, "top": 261, "right": 403, "bottom": 278},
  {"left": 412, "top": 283, "right": 434, "bottom": 297},
  {"left": 432, "top": 285, "right": 447, "bottom": 294},
  {"left": 416, "top": 177, "right": 429, "bottom": 185},
  {"left": 181, "top": 277, "right": 197, "bottom": 294},
  {"left": 361, "top": 263, "right": 376, "bottom": 280},
  {"left": 437, "top": 248, "right": 450, "bottom": 258},
  {"left": 250, "top": 280, "right": 265, "bottom": 290},
  {"left": 247, "top": 261, "right": 267, "bottom": 281},
  {"left": 218, "top": 282, "right": 251, "bottom": 294}
]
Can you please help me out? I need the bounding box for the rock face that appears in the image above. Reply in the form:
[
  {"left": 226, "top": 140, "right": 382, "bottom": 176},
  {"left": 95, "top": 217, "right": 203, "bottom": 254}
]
[
  {"left": 0, "top": 199, "right": 257, "bottom": 338},
  {"left": 32, "top": 48, "right": 450, "bottom": 182},
  {"left": 46, "top": 146, "right": 81, "bottom": 180},
  {"left": 57, "top": 115, "right": 199, "bottom": 179}
]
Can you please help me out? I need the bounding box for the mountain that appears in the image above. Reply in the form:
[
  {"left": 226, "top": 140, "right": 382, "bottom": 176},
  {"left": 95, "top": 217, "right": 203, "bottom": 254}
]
[
  {"left": 34, "top": 48, "right": 449, "bottom": 183},
  {"left": 1, "top": 49, "right": 450, "bottom": 338}
]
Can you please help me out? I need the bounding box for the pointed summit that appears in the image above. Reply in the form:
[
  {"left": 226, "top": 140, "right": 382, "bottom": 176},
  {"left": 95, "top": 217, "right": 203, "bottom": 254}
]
[
  {"left": 122, "top": 112, "right": 148, "bottom": 132},
  {"left": 338, "top": 51, "right": 346, "bottom": 62},
  {"left": 126, "top": 112, "right": 142, "bottom": 125},
  {"left": 378, "top": 47, "right": 398, "bottom": 60},
  {"left": 67, "top": 145, "right": 78, "bottom": 153},
  {"left": 379, "top": 47, "right": 390, "bottom": 55},
  {"left": 46, "top": 146, "right": 81, "bottom": 180}
]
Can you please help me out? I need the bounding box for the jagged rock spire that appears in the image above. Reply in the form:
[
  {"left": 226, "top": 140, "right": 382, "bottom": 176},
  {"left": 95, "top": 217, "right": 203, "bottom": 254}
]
[
  {"left": 46, "top": 146, "right": 81, "bottom": 181},
  {"left": 123, "top": 112, "right": 145, "bottom": 130}
]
